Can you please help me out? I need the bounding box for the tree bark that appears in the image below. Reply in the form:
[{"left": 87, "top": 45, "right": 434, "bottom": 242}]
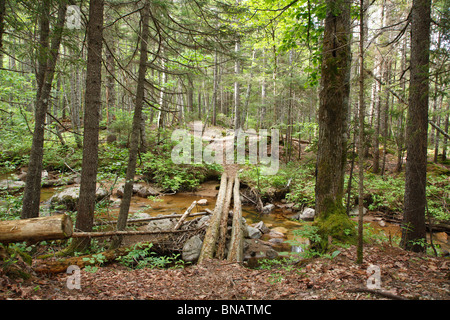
[
  {"left": 173, "top": 201, "right": 197, "bottom": 230},
  {"left": 0, "top": 214, "right": 73, "bottom": 243},
  {"left": 234, "top": 39, "right": 241, "bottom": 132},
  {"left": 21, "top": 1, "right": 67, "bottom": 219},
  {"left": 0, "top": 0, "right": 6, "bottom": 69},
  {"left": 70, "top": 47, "right": 82, "bottom": 148},
  {"left": 71, "top": 0, "right": 104, "bottom": 252},
  {"left": 402, "top": 0, "right": 431, "bottom": 253},
  {"left": 212, "top": 50, "right": 218, "bottom": 126},
  {"left": 111, "top": 0, "right": 150, "bottom": 249},
  {"left": 442, "top": 104, "right": 449, "bottom": 160},
  {"left": 357, "top": 0, "right": 367, "bottom": 265},
  {"left": 315, "top": 0, "right": 352, "bottom": 229},
  {"left": 216, "top": 176, "right": 234, "bottom": 259},
  {"left": 227, "top": 175, "right": 243, "bottom": 262},
  {"left": 198, "top": 172, "right": 228, "bottom": 264}
]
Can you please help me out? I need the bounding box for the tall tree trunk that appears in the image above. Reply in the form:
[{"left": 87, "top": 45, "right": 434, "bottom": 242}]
[
  {"left": 111, "top": 0, "right": 150, "bottom": 249},
  {"left": 381, "top": 61, "right": 391, "bottom": 176},
  {"left": 104, "top": 23, "right": 116, "bottom": 128},
  {"left": 21, "top": 0, "right": 67, "bottom": 219},
  {"left": 242, "top": 49, "right": 256, "bottom": 130},
  {"left": 212, "top": 50, "right": 218, "bottom": 126},
  {"left": 71, "top": 0, "right": 104, "bottom": 252},
  {"left": 187, "top": 75, "right": 194, "bottom": 114},
  {"left": 157, "top": 49, "right": 166, "bottom": 136},
  {"left": 314, "top": 0, "right": 353, "bottom": 246},
  {"left": 402, "top": 0, "right": 431, "bottom": 253},
  {"left": 357, "top": 0, "right": 367, "bottom": 264},
  {"left": 286, "top": 50, "right": 294, "bottom": 161},
  {"left": 372, "top": 62, "right": 382, "bottom": 174},
  {"left": 260, "top": 49, "right": 267, "bottom": 129},
  {"left": 234, "top": 39, "right": 241, "bottom": 132},
  {"left": 395, "top": 38, "right": 408, "bottom": 173},
  {"left": 0, "top": 0, "right": 6, "bottom": 69},
  {"left": 442, "top": 103, "right": 449, "bottom": 161},
  {"left": 70, "top": 49, "right": 82, "bottom": 148}
]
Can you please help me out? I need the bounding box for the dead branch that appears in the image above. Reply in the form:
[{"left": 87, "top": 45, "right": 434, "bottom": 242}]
[
  {"left": 173, "top": 201, "right": 197, "bottom": 230},
  {"left": 347, "top": 287, "right": 409, "bottom": 300}
]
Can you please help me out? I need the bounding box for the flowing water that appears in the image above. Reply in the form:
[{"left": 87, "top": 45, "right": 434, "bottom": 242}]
[{"left": 1, "top": 173, "right": 448, "bottom": 254}]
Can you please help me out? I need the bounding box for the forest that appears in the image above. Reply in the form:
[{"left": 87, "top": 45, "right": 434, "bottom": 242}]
[{"left": 0, "top": 0, "right": 449, "bottom": 301}]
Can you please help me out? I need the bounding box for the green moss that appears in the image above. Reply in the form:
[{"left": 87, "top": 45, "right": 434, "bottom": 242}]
[
  {"left": 0, "top": 245, "right": 33, "bottom": 280},
  {"left": 313, "top": 198, "right": 356, "bottom": 251},
  {"left": 316, "top": 213, "right": 355, "bottom": 241},
  {"left": 316, "top": 197, "right": 346, "bottom": 220},
  {"left": 427, "top": 162, "right": 450, "bottom": 176}
]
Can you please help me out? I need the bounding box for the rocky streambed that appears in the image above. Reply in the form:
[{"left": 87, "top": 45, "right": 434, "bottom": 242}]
[{"left": 1, "top": 171, "right": 449, "bottom": 262}]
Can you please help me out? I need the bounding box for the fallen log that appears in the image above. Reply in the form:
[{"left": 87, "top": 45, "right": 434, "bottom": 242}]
[
  {"left": 216, "top": 176, "right": 235, "bottom": 259},
  {"left": 71, "top": 227, "right": 203, "bottom": 239},
  {"left": 173, "top": 201, "right": 197, "bottom": 230},
  {"left": 346, "top": 287, "right": 409, "bottom": 300},
  {"left": 93, "top": 211, "right": 210, "bottom": 226},
  {"left": 34, "top": 248, "right": 129, "bottom": 274},
  {"left": 198, "top": 172, "right": 228, "bottom": 264},
  {"left": 0, "top": 214, "right": 73, "bottom": 244},
  {"left": 227, "top": 175, "right": 244, "bottom": 262}
]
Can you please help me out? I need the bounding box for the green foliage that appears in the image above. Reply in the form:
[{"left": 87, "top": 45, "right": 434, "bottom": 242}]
[
  {"left": 365, "top": 173, "right": 405, "bottom": 213},
  {"left": 361, "top": 172, "right": 450, "bottom": 222},
  {"left": 426, "top": 174, "right": 450, "bottom": 221},
  {"left": 42, "top": 144, "right": 83, "bottom": 172},
  {"left": 0, "top": 193, "right": 23, "bottom": 221},
  {"left": 116, "top": 242, "right": 185, "bottom": 269},
  {"left": 0, "top": 70, "right": 36, "bottom": 169},
  {"left": 82, "top": 253, "right": 106, "bottom": 273},
  {"left": 140, "top": 135, "right": 221, "bottom": 192},
  {"left": 97, "top": 143, "right": 129, "bottom": 176},
  {"left": 108, "top": 109, "right": 134, "bottom": 147}
]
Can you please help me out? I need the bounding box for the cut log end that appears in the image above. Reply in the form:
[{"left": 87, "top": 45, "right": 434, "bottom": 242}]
[{"left": 0, "top": 214, "right": 73, "bottom": 244}]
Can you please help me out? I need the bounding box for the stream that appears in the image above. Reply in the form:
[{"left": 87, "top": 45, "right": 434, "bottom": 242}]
[{"left": 1, "top": 174, "right": 449, "bottom": 254}]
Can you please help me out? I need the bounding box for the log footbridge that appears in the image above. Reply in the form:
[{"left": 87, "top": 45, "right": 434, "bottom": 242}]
[{"left": 0, "top": 169, "right": 245, "bottom": 270}]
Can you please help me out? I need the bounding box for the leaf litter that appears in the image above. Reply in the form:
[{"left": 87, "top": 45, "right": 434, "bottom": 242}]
[{"left": 0, "top": 244, "right": 449, "bottom": 300}]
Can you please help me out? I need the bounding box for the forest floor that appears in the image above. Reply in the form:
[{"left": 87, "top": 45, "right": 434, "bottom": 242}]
[
  {"left": 1, "top": 126, "right": 449, "bottom": 301},
  {"left": 1, "top": 243, "right": 448, "bottom": 300}
]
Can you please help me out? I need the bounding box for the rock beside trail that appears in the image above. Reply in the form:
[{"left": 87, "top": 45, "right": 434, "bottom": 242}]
[
  {"left": 50, "top": 186, "right": 109, "bottom": 211},
  {"left": 243, "top": 239, "right": 278, "bottom": 261}
]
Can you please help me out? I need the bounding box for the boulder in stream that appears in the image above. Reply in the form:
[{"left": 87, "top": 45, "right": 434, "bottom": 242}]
[
  {"left": 0, "top": 180, "right": 26, "bottom": 192},
  {"left": 261, "top": 203, "right": 275, "bottom": 214},
  {"left": 247, "top": 226, "right": 262, "bottom": 239},
  {"left": 292, "top": 207, "right": 316, "bottom": 221},
  {"left": 252, "top": 221, "right": 270, "bottom": 234},
  {"left": 50, "top": 186, "right": 109, "bottom": 211},
  {"left": 143, "top": 218, "right": 176, "bottom": 232},
  {"left": 349, "top": 206, "right": 368, "bottom": 216},
  {"left": 116, "top": 183, "right": 160, "bottom": 198}
]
